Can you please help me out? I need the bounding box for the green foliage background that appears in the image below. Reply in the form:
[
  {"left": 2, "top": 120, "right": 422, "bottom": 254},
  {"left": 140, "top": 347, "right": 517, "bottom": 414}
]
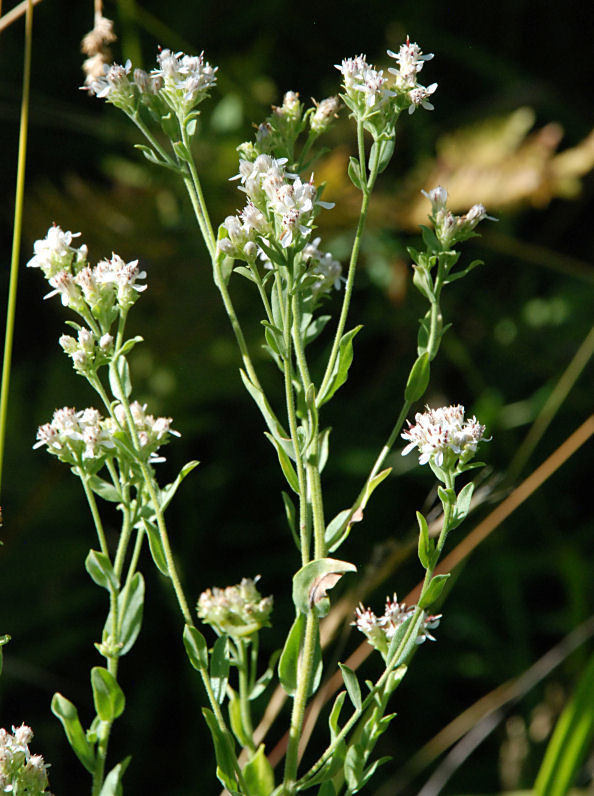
[{"left": 0, "top": 1, "right": 592, "bottom": 793}]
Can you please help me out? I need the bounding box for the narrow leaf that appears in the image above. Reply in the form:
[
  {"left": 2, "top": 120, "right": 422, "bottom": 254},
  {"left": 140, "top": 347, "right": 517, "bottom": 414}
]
[
  {"left": 210, "top": 636, "right": 230, "bottom": 704},
  {"left": 240, "top": 369, "right": 294, "bottom": 459},
  {"left": 51, "top": 693, "right": 95, "bottom": 773},
  {"left": 87, "top": 476, "right": 120, "bottom": 503},
  {"left": 405, "top": 352, "right": 430, "bottom": 401},
  {"left": 202, "top": 708, "right": 239, "bottom": 793},
  {"left": 278, "top": 614, "right": 305, "bottom": 696},
  {"left": 264, "top": 432, "right": 300, "bottom": 493},
  {"left": 143, "top": 519, "right": 169, "bottom": 576},
  {"left": 317, "top": 326, "right": 363, "bottom": 407},
  {"left": 116, "top": 572, "right": 145, "bottom": 656},
  {"left": 339, "top": 663, "right": 362, "bottom": 711}
]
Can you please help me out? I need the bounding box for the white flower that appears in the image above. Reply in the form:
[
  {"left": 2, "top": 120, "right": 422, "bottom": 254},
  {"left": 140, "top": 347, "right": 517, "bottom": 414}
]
[
  {"left": 27, "top": 225, "right": 87, "bottom": 278},
  {"left": 85, "top": 60, "right": 137, "bottom": 112},
  {"left": 336, "top": 55, "right": 394, "bottom": 110},
  {"left": 387, "top": 37, "right": 434, "bottom": 91},
  {"left": 407, "top": 82, "right": 437, "bottom": 114},
  {"left": 310, "top": 96, "right": 339, "bottom": 133},
  {"left": 353, "top": 594, "right": 441, "bottom": 656},
  {"left": 401, "top": 404, "right": 487, "bottom": 467},
  {"left": 303, "top": 237, "right": 343, "bottom": 295},
  {"left": 152, "top": 49, "right": 218, "bottom": 112},
  {"left": 94, "top": 254, "right": 147, "bottom": 307}
]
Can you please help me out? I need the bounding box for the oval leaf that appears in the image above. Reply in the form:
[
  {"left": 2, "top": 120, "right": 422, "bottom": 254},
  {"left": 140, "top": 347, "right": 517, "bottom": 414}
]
[
  {"left": 91, "top": 667, "right": 125, "bottom": 722},
  {"left": 85, "top": 550, "right": 119, "bottom": 593},
  {"left": 339, "top": 663, "right": 361, "bottom": 711},
  {"left": 183, "top": 625, "right": 208, "bottom": 671},
  {"left": 419, "top": 573, "right": 451, "bottom": 609},
  {"left": 243, "top": 745, "right": 275, "bottom": 796}
]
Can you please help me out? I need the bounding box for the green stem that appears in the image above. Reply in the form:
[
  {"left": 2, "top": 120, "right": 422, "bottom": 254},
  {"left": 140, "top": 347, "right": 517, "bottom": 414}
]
[
  {"left": 282, "top": 612, "right": 319, "bottom": 793},
  {"left": 0, "top": 0, "right": 33, "bottom": 499},
  {"left": 237, "top": 640, "right": 256, "bottom": 751},
  {"left": 317, "top": 126, "right": 380, "bottom": 405},
  {"left": 81, "top": 475, "right": 110, "bottom": 557},
  {"left": 182, "top": 124, "right": 216, "bottom": 255},
  {"left": 130, "top": 112, "right": 178, "bottom": 171},
  {"left": 297, "top": 472, "right": 457, "bottom": 790}
]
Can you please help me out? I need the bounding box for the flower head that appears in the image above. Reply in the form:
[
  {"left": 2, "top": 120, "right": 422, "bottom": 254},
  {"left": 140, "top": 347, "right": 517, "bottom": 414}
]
[
  {"left": 401, "top": 404, "right": 487, "bottom": 468},
  {"left": 353, "top": 594, "right": 441, "bottom": 659},
  {"left": 197, "top": 577, "right": 273, "bottom": 638},
  {"left": 27, "top": 225, "right": 87, "bottom": 278},
  {"left": 0, "top": 725, "right": 50, "bottom": 795},
  {"left": 152, "top": 49, "right": 218, "bottom": 114}
]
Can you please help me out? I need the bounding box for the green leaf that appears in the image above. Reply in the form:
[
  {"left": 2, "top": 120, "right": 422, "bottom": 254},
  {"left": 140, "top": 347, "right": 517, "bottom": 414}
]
[
  {"left": 91, "top": 667, "right": 125, "bottom": 721},
  {"left": 534, "top": 653, "right": 594, "bottom": 796},
  {"left": 108, "top": 357, "right": 132, "bottom": 402},
  {"left": 228, "top": 687, "right": 251, "bottom": 748},
  {"left": 243, "top": 745, "right": 275, "bottom": 796},
  {"left": 210, "top": 636, "right": 230, "bottom": 704},
  {"left": 278, "top": 614, "right": 305, "bottom": 696},
  {"left": 347, "top": 156, "right": 364, "bottom": 191},
  {"left": 183, "top": 625, "right": 208, "bottom": 671},
  {"left": 116, "top": 335, "right": 143, "bottom": 357},
  {"left": 249, "top": 649, "right": 281, "bottom": 700},
  {"left": 317, "top": 326, "right": 363, "bottom": 407},
  {"left": 292, "top": 558, "right": 357, "bottom": 617},
  {"left": 339, "top": 663, "right": 361, "bottom": 711},
  {"left": 116, "top": 572, "right": 145, "bottom": 656},
  {"left": 264, "top": 432, "right": 300, "bottom": 493},
  {"left": 420, "top": 224, "right": 440, "bottom": 253},
  {"left": 329, "top": 691, "right": 346, "bottom": 740},
  {"left": 419, "top": 573, "right": 450, "bottom": 609},
  {"left": 344, "top": 743, "right": 365, "bottom": 791},
  {"left": 240, "top": 369, "right": 294, "bottom": 460},
  {"left": 233, "top": 265, "right": 256, "bottom": 283},
  {"left": 143, "top": 519, "right": 169, "bottom": 576},
  {"left": 304, "top": 315, "right": 331, "bottom": 348},
  {"left": 316, "top": 782, "right": 335, "bottom": 796},
  {"left": 372, "top": 137, "right": 395, "bottom": 173},
  {"left": 437, "top": 485, "right": 456, "bottom": 506},
  {"left": 0, "top": 635, "right": 9, "bottom": 676},
  {"left": 360, "top": 467, "right": 392, "bottom": 512},
  {"left": 416, "top": 511, "right": 434, "bottom": 569},
  {"left": 202, "top": 707, "right": 239, "bottom": 793},
  {"left": 85, "top": 550, "right": 119, "bottom": 592},
  {"left": 99, "top": 757, "right": 131, "bottom": 796},
  {"left": 404, "top": 352, "right": 430, "bottom": 402},
  {"left": 262, "top": 320, "right": 286, "bottom": 358},
  {"left": 281, "top": 491, "right": 300, "bottom": 550},
  {"left": 443, "top": 258, "right": 483, "bottom": 284},
  {"left": 318, "top": 427, "right": 331, "bottom": 473},
  {"left": 51, "top": 693, "right": 95, "bottom": 773},
  {"left": 87, "top": 476, "right": 120, "bottom": 503},
  {"left": 158, "top": 460, "right": 200, "bottom": 512},
  {"left": 325, "top": 509, "right": 354, "bottom": 552},
  {"left": 359, "top": 756, "right": 391, "bottom": 789},
  {"left": 450, "top": 481, "right": 474, "bottom": 530}
]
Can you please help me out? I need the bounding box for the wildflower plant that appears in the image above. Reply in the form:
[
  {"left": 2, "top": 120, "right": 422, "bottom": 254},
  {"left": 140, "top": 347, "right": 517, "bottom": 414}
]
[{"left": 26, "top": 33, "right": 495, "bottom": 796}]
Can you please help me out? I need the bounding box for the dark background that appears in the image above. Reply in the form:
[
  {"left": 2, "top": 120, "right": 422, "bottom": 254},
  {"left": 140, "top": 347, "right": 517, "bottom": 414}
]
[{"left": 0, "top": 1, "right": 593, "bottom": 793}]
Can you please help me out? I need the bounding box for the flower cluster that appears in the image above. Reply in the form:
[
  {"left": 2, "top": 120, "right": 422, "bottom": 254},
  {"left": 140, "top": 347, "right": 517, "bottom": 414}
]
[
  {"left": 197, "top": 577, "right": 273, "bottom": 639},
  {"left": 34, "top": 403, "right": 179, "bottom": 467},
  {"left": 401, "top": 404, "right": 487, "bottom": 468},
  {"left": 221, "top": 154, "right": 333, "bottom": 255},
  {"left": 0, "top": 725, "right": 51, "bottom": 795},
  {"left": 152, "top": 49, "right": 218, "bottom": 116},
  {"left": 353, "top": 595, "right": 441, "bottom": 659},
  {"left": 336, "top": 38, "right": 436, "bottom": 123},
  {"left": 34, "top": 407, "right": 115, "bottom": 465},
  {"left": 422, "top": 186, "right": 495, "bottom": 249},
  {"left": 387, "top": 37, "right": 437, "bottom": 114},
  {"left": 302, "top": 237, "right": 343, "bottom": 297},
  {"left": 59, "top": 328, "right": 113, "bottom": 375},
  {"left": 113, "top": 401, "right": 180, "bottom": 464},
  {"left": 85, "top": 48, "right": 218, "bottom": 119},
  {"left": 310, "top": 96, "right": 340, "bottom": 134},
  {"left": 28, "top": 227, "right": 147, "bottom": 323},
  {"left": 336, "top": 54, "right": 394, "bottom": 113}
]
